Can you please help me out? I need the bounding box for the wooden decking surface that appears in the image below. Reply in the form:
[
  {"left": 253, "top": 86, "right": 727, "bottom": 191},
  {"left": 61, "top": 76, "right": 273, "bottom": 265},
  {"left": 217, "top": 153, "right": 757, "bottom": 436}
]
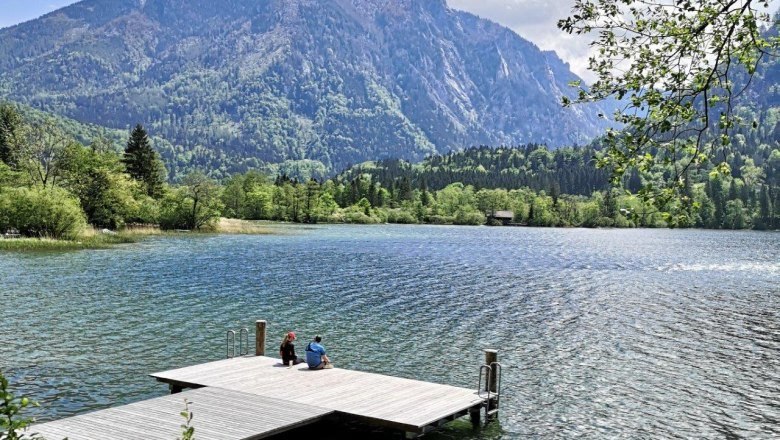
[
  {"left": 28, "top": 387, "right": 333, "bottom": 440},
  {"left": 151, "top": 356, "right": 485, "bottom": 432}
]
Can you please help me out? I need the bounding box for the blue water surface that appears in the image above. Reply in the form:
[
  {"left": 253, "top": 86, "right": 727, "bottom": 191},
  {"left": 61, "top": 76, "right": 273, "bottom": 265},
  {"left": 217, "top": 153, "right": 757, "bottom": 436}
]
[{"left": 1, "top": 225, "right": 778, "bottom": 438}]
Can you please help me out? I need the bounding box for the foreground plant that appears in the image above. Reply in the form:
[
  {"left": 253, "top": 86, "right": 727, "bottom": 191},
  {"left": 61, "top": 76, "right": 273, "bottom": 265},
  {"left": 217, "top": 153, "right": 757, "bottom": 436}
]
[
  {"left": 0, "top": 373, "right": 43, "bottom": 440},
  {"left": 178, "top": 399, "right": 194, "bottom": 440}
]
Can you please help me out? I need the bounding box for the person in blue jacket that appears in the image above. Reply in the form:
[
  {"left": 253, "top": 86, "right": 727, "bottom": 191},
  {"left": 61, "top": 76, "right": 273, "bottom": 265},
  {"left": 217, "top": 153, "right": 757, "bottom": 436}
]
[{"left": 305, "top": 335, "right": 333, "bottom": 369}]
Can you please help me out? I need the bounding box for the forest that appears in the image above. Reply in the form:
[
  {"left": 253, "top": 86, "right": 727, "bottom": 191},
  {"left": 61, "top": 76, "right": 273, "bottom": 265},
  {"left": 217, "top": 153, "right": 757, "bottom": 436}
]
[{"left": 0, "top": 102, "right": 778, "bottom": 243}]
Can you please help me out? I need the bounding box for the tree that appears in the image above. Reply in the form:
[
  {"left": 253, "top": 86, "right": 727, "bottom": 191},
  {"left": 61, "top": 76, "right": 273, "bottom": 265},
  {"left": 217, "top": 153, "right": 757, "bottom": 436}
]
[
  {"left": 0, "top": 104, "right": 22, "bottom": 167},
  {"left": 757, "top": 184, "right": 773, "bottom": 229},
  {"left": 221, "top": 175, "right": 247, "bottom": 218},
  {"left": 559, "top": 0, "right": 779, "bottom": 210},
  {"left": 303, "top": 179, "right": 321, "bottom": 223},
  {"left": 181, "top": 172, "right": 222, "bottom": 230},
  {"left": 123, "top": 124, "right": 165, "bottom": 198},
  {"left": 159, "top": 172, "right": 222, "bottom": 230},
  {"left": 16, "top": 119, "right": 71, "bottom": 188}
]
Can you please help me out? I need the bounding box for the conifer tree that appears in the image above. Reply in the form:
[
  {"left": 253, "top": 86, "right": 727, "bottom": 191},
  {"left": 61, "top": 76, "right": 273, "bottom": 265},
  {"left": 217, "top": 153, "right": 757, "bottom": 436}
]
[
  {"left": 123, "top": 124, "right": 165, "bottom": 198},
  {"left": 0, "top": 104, "right": 22, "bottom": 167}
]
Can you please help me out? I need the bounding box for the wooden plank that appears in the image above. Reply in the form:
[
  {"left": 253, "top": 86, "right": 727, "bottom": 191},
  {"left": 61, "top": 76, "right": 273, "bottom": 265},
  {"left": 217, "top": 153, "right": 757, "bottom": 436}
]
[{"left": 30, "top": 387, "right": 333, "bottom": 440}]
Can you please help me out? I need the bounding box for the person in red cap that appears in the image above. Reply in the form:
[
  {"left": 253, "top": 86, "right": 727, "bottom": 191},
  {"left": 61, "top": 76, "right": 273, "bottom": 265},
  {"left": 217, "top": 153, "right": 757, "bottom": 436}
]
[{"left": 279, "top": 331, "right": 304, "bottom": 366}]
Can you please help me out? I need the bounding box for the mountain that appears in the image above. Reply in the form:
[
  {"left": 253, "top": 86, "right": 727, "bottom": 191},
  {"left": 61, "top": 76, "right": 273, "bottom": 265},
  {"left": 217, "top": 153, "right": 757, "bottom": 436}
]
[{"left": 0, "top": 0, "right": 614, "bottom": 177}]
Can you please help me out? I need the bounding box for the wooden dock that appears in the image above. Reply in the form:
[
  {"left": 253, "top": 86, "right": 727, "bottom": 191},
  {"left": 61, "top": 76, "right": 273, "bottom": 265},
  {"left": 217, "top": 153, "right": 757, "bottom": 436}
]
[
  {"left": 27, "top": 321, "right": 498, "bottom": 439},
  {"left": 28, "top": 356, "right": 490, "bottom": 439},
  {"left": 29, "top": 387, "right": 333, "bottom": 440},
  {"left": 150, "top": 355, "right": 487, "bottom": 434}
]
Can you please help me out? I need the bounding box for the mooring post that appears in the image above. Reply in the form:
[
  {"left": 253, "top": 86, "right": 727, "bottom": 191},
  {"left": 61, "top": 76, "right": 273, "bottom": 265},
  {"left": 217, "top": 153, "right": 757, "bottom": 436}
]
[
  {"left": 484, "top": 348, "right": 499, "bottom": 419},
  {"left": 472, "top": 348, "right": 499, "bottom": 425},
  {"left": 255, "top": 320, "right": 266, "bottom": 356},
  {"left": 484, "top": 349, "right": 498, "bottom": 393}
]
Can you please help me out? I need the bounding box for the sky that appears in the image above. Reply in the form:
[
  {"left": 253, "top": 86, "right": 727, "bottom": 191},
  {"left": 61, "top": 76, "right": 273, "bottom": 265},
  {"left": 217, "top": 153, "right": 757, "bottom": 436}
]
[{"left": 2, "top": 0, "right": 779, "bottom": 84}]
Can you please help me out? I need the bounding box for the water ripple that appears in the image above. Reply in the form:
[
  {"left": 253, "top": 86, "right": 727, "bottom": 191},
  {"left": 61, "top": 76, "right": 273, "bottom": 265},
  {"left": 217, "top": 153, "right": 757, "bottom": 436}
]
[{"left": 0, "top": 226, "right": 778, "bottom": 439}]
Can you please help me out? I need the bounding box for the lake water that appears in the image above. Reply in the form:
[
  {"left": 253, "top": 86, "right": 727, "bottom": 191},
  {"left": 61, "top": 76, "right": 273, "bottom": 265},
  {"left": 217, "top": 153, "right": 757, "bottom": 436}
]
[{"left": 1, "top": 225, "right": 778, "bottom": 438}]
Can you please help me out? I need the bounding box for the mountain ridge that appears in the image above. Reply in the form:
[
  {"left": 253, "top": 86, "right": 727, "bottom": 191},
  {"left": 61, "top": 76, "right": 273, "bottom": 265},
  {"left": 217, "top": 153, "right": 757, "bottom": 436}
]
[{"left": 0, "top": 0, "right": 614, "bottom": 177}]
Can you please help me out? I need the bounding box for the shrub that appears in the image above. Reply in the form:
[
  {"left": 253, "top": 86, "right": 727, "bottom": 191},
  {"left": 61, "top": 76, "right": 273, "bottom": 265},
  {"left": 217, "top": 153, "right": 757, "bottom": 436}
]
[
  {"left": 343, "top": 210, "right": 381, "bottom": 224},
  {"left": 427, "top": 215, "right": 454, "bottom": 225},
  {"left": 385, "top": 209, "right": 418, "bottom": 224},
  {"left": 453, "top": 210, "right": 485, "bottom": 225},
  {"left": 0, "top": 187, "right": 86, "bottom": 239},
  {"left": 1, "top": 371, "right": 43, "bottom": 440}
]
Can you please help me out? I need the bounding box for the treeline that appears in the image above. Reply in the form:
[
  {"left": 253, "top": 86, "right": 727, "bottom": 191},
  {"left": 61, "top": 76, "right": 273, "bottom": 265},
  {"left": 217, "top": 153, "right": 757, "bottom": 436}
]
[
  {"left": 336, "top": 139, "right": 780, "bottom": 229},
  {"left": 342, "top": 145, "right": 612, "bottom": 195},
  {"left": 1, "top": 102, "right": 778, "bottom": 236},
  {"left": 0, "top": 104, "right": 224, "bottom": 238}
]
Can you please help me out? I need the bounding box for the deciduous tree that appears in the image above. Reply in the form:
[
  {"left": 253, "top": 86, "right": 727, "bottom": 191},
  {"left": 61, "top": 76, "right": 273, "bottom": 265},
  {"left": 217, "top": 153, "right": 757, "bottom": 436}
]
[{"left": 559, "top": 0, "right": 779, "bottom": 211}]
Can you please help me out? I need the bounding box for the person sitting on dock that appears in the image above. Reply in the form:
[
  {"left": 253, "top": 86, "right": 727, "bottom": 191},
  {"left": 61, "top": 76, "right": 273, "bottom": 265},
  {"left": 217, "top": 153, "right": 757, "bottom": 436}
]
[
  {"left": 280, "top": 331, "right": 305, "bottom": 366},
  {"left": 305, "top": 335, "right": 333, "bottom": 369}
]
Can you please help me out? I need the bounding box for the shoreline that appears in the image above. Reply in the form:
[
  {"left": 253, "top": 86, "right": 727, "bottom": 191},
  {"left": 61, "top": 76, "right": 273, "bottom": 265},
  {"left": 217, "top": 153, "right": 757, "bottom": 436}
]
[
  {"left": 3, "top": 219, "right": 776, "bottom": 252},
  {"left": 0, "top": 218, "right": 276, "bottom": 252}
]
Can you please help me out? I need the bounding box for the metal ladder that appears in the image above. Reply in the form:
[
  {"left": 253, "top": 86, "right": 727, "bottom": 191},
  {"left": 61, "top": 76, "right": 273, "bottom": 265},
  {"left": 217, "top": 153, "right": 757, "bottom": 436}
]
[
  {"left": 477, "top": 361, "right": 503, "bottom": 420},
  {"left": 226, "top": 328, "right": 249, "bottom": 358}
]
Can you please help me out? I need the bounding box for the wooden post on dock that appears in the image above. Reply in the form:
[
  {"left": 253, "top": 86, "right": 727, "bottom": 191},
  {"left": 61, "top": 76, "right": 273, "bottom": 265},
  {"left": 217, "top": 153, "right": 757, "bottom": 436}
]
[
  {"left": 472, "top": 348, "right": 499, "bottom": 425},
  {"left": 484, "top": 349, "right": 498, "bottom": 393},
  {"left": 484, "top": 349, "right": 499, "bottom": 419},
  {"left": 255, "top": 320, "right": 266, "bottom": 356}
]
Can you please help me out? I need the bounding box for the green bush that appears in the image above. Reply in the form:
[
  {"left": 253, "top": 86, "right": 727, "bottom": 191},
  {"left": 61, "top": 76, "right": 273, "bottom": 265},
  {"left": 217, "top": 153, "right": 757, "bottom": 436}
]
[
  {"left": 128, "top": 195, "right": 160, "bottom": 224},
  {"left": 1, "top": 372, "right": 41, "bottom": 440},
  {"left": 453, "top": 210, "right": 485, "bottom": 225},
  {"left": 159, "top": 193, "right": 195, "bottom": 230},
  {"left": 0, "top": 187, "right": 86, "bottom": 239},
  {"left": 385, "top": 209, "right": 418, "bottom": 224},
  {"left": 427, "top": 215, "right": 454, "bottom": 225},
  {"left": 343, "top": 210, "right": 382, "bottom": 224}
]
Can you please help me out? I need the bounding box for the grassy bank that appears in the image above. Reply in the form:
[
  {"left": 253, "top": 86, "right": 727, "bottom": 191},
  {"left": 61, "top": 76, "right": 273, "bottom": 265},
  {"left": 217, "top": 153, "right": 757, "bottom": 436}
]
[
  {"left": 0, "top": 219, "right": 275, "bottom": 252},
  {"left": 0, "top": 233, "right": 138, "bottom": 251}
]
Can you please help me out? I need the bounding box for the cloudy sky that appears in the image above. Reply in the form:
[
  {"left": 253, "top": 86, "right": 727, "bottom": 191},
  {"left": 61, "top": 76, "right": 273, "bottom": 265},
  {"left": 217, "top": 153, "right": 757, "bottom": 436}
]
[{"left": 3, "top": 0, "right": 779, "bottom": 83}]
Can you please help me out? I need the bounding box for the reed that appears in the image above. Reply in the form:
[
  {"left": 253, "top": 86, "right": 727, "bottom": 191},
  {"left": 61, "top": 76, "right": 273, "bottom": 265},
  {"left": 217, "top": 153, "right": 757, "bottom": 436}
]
[
  {"left": 0, "top": 220, "right": 276, "bottom": 252},
  {"left": 0, "top": 234, "right": 136, "bottom": 251},
  {"left": 216, "top": 218, "right": 274, "bottom": 235}
]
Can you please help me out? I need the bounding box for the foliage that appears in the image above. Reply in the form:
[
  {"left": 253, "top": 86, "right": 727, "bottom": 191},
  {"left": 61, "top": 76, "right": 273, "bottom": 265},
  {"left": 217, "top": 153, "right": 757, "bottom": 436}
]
[
  {"left": 0, "top": 187, "right": 86, "bottom": 239},
  {"left": 159, "top": 172, "right": 222, "bottom": 230},
  {"left": 0, "top": 371, "right": 43, "bottom": 440},
  {"left": 0, "top": 105, "right": 775, "bottom": 234},
  {"left": 0, "top": 104, "right": 23, "bottom": 167},
  {"left": 123, "top": 124, "right": 165, "bottom": 199},
  {"left": 61, "top": 144, "right": 148, "bottom": 228},
  {"left": 559, "top": 0, "right": 779, "bottom": 211},
  {"left": 14, "top": 119, "right": 71, "bottom": 189},
  {"left": 177, "top": 399, "right": 194, "bottom": 440},
  {"left": 0, "top": 234, "right": 138, "bottom": 252}
]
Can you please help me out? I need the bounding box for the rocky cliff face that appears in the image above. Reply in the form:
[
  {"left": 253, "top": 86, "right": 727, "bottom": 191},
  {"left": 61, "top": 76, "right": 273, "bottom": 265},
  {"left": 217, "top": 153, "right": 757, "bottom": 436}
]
[{"left": 0, "top": 0, "right": 614, "bottom": 175}]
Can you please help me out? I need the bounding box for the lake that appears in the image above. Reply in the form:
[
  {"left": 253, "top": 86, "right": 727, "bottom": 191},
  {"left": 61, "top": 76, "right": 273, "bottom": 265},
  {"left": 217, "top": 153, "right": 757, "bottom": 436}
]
[{"left": 1, "top": 225, "right": 778, "bottom": 438}]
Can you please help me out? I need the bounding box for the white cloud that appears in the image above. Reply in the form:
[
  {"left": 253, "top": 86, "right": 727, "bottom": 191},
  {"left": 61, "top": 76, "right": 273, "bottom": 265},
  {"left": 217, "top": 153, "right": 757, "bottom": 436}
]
[{"left": 448, "top": 0, "right": 780, "bottom": 85}]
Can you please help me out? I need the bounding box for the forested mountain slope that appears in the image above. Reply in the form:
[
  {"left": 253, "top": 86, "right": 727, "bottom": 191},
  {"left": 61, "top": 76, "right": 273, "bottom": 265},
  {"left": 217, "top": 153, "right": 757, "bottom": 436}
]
[{"left": 0, "top": 0, "right": 614, "bottom": 177}]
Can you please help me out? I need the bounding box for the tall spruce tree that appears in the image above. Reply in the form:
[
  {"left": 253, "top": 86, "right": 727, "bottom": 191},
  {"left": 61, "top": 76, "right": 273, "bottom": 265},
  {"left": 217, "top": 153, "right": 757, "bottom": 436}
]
[
  {"left": 0, "top": 104, "right": 22, "bottom": 167},
  {"left": 123, "top": 124, "right": 165, "bottom": 198}
]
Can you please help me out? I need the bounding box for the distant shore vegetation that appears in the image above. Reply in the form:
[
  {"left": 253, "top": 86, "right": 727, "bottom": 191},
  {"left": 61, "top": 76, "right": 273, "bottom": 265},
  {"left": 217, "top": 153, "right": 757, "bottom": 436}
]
[{"left": 0, "top": 102, "right": 777, "bottom": 251}]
